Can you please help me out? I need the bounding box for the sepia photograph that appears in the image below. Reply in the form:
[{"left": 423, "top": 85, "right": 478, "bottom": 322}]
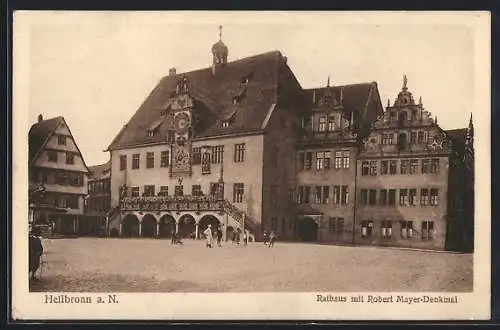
[{"left": 12, "top": 11, "right": 490, "bottom": 320}]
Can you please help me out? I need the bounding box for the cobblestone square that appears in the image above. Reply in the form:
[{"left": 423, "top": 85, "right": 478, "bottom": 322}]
[{"left": 29, "top": 238, "right": 473, "bottom": 292}]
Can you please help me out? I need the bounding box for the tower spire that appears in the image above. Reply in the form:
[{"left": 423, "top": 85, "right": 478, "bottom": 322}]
[
  {"left": 327, "top": 76, "right": 330, "bottom": 88},
  {"left": 403, "top": 74, "right": 408, "bottom": 91}
]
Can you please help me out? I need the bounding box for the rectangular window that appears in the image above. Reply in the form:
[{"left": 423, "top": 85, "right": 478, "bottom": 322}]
[
  {"left": 399, "top": 189, "right": 409, "bottom": 206},
  {"left": 421, "top": 159, "right": 430, "bottom": 174},
  {"left": 316, "top": 151, "right": 331, "bottom": 170},
  {"left": 420, "top": 188, "right": 429, "bottom": 206},
  {"left": 369, "top": 189, "right": 377, "bottom": 205},
  {"left": 381, "top": 160, "right": 388, "bottom": 175},
  {"left": 382, "top": 133, "right": 394, "bottom": 145},
  {"left": 211, "top": 145, "right": 224, "bottom": 164},
  {"left": 430, "top": 159, "right": 440, "bottom": 173},
  {"left": 48, "top": 151, "right": 58, "bottom": 162},
  {"left": 233, "top": 183, "right": 244, "bottom": 203},
  {"left": 192, "top": 184, "right": 202, "bottom": 196},
  {"left": 335, "top": 151, "right": 342, "bottom": 169},
  {"left": 65, "top": 152, "right": 74, "bottom": 165},
  {"left": 314, "top": 186, "right": 322, "bottom": 204},
  {"left": 410, "top": 131, "right": 417, "bottom": 144},
  {"left": 341, "top": 186, "right": 349, "bottom": 204},
  {"left": 304, "top": 152, "right": 313, "bottom": 170},
  {"left": 58, "top": 135, "right": 67, "bottom": 145},
  {"left": 234, "top": 143, "right": 246, "bottom": 163},
  {"left": 166, "top": 130, "right": 175, "bottom": 144},
  {"left": 160, "top": 151, "right": 170, "bottom": 167},
  {"left": 131, "top": 187, "right": 140, "bottom": 197},
  {"left": 409, "top": 188, "right": 417, "bottom": 206},
  {"left": 174, "top": 185, "right": 184, "bottom": 196},
  {"left": 297, "top": 152, "right": 305, "bottom": 171},
  {"left": 333, "top": 185, "right": 340, "bottom": 204},
  {"left": 337, "top": 218, "right": 344, "bottom": 235},
  {"left": 297, "top": 186, "right": 304, "bottom": 204},
  {"left": 360, "top": 189, "right": 368, "bottom": 205},
  {"left": 322, "top": 186, "right": 330, "bottom": 204},
  {"left": 327, "top": 117, "right": 336, "bottom": 131},
  {"left": 369, "top": 161, "right": 378, "bottom": 175},
  {"left": 388, "top": 189, "right": 396, "bottom": 206},
  {"left": 329, "top": 217, "right": 336, "bottom": 233},
  {"left": 389, "top": 160, "right": 397, "bottom": 174},
  {"left": 304, "top": 186, "right": 311, "bottom": 204},
  {"left": 379, "top": 189, "right": 388, "bottom": 205},
  {"left": 380, "top": 220, "right": 393, "bottom": 239},
  {"left": 120, "top": 155, "right": 127, "bottom": 171},
  {"left": 159, "top": 186, "right": 168, "bottom": 196},
  {"left": 361, "top": 220, "right": 373, "bottom": 237},
  {"left": 342, "top": 151, "right": 350, "bottom": 168},
  {"left": 146, "top": 152, "right": 155, "bottom": 169},
  {"left": 400, "top": 159, "right": 409, "bottom": 174},
  {"left": 430, "top": 188, "right": 439, "bottom": 206},
  {"left": 422, "top": 221, "right": 434, "bottom": 240},
  {"left": 417, "top": 131, "right": 425, "bottom": 144},
  {"left": 132, "top": 153, "right": 140, "bottom": 169},
  {"left": 361, "top": 161, "right": 369, "bottom": 176},
  {"left": 143, "top": 185, "right": 155, "bottom": 197},
  {"left": 318, "top": 116, "right": 327, "bottom": 132},
  {"left": 192, "top": 147, "right": 201, "bottom": 165},
  {"left": 410, "top": 159, "right": 418, "bottom": 174},
  {"left": 401, "top": 221, "right": 414, "bottom": 239}
]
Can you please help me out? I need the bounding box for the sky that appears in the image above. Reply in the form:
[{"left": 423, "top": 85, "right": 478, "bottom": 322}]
[{"left": 23, "top": 12, "right": 477, "bottom": 166}]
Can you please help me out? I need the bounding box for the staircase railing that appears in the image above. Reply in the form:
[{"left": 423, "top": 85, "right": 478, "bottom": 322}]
[{"left": 221, "top": 199, "right": 262, "bottom": 241}]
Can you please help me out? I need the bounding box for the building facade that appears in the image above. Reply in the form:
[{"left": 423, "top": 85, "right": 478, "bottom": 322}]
[
  {"left": 28, "top": 114, "right": 90, "bottom": 235},
  {"left": 83, "top": 161, "right": 111, "bottom": 236}
]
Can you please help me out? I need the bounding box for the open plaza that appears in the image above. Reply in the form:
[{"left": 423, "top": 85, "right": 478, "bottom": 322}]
[{"left": 29, "top": 238, "right": 473, "bottom": 293}]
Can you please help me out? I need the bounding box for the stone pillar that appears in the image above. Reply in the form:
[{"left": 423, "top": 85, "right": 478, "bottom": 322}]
[
  {"left": 175, "top": 220, "right": 179, "bottom": 234},
  {"left": 119, "top": 221, "right": 123, "bottom": 237},
  {"left": 156, "top": 222, "right": 160, "bottom": 238},
  {"left": 73, "top": 216, "right": 78, "bottom": 234},
  {"left": 138, "top": 220, "right": 142, "bottom": 237},
  {"left": 195, "top": 222, "right": 199, "bottom": 240}
]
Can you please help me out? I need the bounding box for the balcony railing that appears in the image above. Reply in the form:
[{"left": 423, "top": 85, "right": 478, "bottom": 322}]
[{"left": 120, "top": 195, "right": 224, "bottom": 213}]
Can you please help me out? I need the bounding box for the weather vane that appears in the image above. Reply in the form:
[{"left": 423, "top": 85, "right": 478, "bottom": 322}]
[{"left": 219, "top": 25, "right": 223, "bottom": 40}]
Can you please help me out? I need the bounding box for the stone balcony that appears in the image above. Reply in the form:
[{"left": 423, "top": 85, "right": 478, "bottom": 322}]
[{"left": 119, "top": 195, "right": 225, "bottom": 214}]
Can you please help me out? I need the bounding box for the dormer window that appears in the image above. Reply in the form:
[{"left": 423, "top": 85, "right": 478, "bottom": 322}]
[
  {"left": 222, "top": 120, "right": 230, "bottom": 128},
  {"left": 147, "top": 129, "right": 158, "bottom": 137},
  {"left": 147, "top": 118, "right": 163, "bottom": 137},
  {"left": 232, "top": 97, "right": 238, "bottom": 105}
]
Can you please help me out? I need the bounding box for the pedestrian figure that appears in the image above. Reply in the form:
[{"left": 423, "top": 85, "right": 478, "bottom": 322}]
[
  {"left": 170, "top": 226, "right": 177, "bottom": 245},
  {"left": 29, "top": 227, "right": 43, "bottom": 280},
  {"left": 268, "top": 230, "right": 276, "bottom": 248},
  {"left": 236, "top": 228, "right": 241, "bottom": 245},
  {"left": 203, "top": 224, "right": 213, "bottom": 248},
  {"left": 243, "top": 230, "right": 248, "bottom": 246},
  {"left": 216, "top": 228, "right": 223, "bottom": 247},
  {"left": 263, "top": 230, "right": 269, "bottom": 246}
]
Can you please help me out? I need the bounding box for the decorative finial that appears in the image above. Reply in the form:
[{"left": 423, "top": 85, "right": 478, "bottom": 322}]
[
  {"left": 419, "top": 96, "right": 422, "bottom": 105},
  {"left": 387, "top": 99, "right": 390, "bottom": 108},
  {"left": 403, "top": 74, "right": 408, "bottom": 90},
  {"left": 327, "top": 76, "right": 330, "bottom": 88},
  {"left": 469, "top": 113, "right": 473, "bottom": 128},
  {"left": 219, "top": 25, "right": 223, "bottom": 41}
]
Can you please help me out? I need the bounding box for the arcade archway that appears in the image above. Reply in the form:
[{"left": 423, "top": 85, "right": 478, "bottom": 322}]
[
  {"left": 141, "top": 214, "right": 157, "bottom": 238},
  {"left": 158, "top": 214, "right": 175, "bottom": 238},
  {"left": 122, "top": 214, "right": 140, "bottom": 237},
  {"left": 178, "top": 214, "right": 196, "bottom": 239},
  {"left": 199, "top": 214, "right": 221, "bottom": 234}
]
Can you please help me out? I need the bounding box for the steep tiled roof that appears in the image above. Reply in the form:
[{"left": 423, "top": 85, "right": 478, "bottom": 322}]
[
  {"left": 88, "top": 161, "right": 111, "bottom": 180},
  {"left": 28, "top": 116, "right": 63, "bottom": 164},
  {"left": 108, "top": 51, "right": 287, "bottom": 150},
  {"left": 304, "top": 82, "right": 384, "bottom": 138}
]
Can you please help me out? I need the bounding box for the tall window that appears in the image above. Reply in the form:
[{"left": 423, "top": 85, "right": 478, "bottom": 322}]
[
  {"left": 132, "top": 153, "right": 140, "bottom": 169},
  {"left": 341, "top": 186, "right": 349, "bottom": 204},
  {"left": 368, "top": 189, "right": 377, "bottom": 205},
  {"left": 322, "top": 186, "right": 330, "bottom": 204},
  {"left": 174, "top": 185, "right": 184, "bottom": 196},
  {"left": 120, "top": 155, "right": 127, "bottom": 171},
  {"left": 304, "top": 186, "right": 311, "bottom": 204},
  {"left": 382, "top": 133, "right": 394, "bottom": 145},
  {"left": 421, "top": 221, "right": 434, "bottom": 240},
  {"left": 388, "top": 189, "right": 396, "bottom": 205},
  {"left": 430, "top": 188, "right": 439, "bottom": 206},
  {"left": 421, "top": 159, "right": 430, "bottom": 174},
  {"left": 410, "top": 131, "right": 417, "bottom": 144},
  {"left": 192, "top": 147, "right": 201, "bottom": 165},
  {"left": 58, "top": 135, "right": 67, "bottom": 145},
  {"left": 399, "top": 189, "right": 409, "bottom": 206},
  {"left": 328, "top": 217, "right": 336, "bottom": 233},
  {"left": 430, "top": 159, "right": 440, "bottom": 173},
  {"left": 417, "top": 131, "right": 425, "bottom": 144},
  {"left": 316, "top": 151, "right": 331, "bottom": 170},
  {"left": 379, "top": 189, "right": 388, "bottom": 205},
  {"left": 166, "top": 130, "right": 175, "bottom": 144},
  {"left": 233, "top": 183, "right": 244, "bottom": 203},
  {"left": 329, "top": 218, "right": 344, "bottom": 235},
  {"left": 211, "top": 145, "right": 224, "bottom": 164},
  {"left": 146, "top": 152, "right": 155, "bottom": 169},
  {"left": 327, "top": 117, "right": 336, "bottom": 131},
  {"left": 381, "top": 160, "right": 388, "bottom": 175},
  {"left": 369, "top": 161, "right": 378, "bottom": 175},
  {"left": 159, "top": 186, "right": 168, "bottom": 196},
  {"left": 409, "top": 189, "right": 417, "bottom": 206},
  {"left": 360, "top": 189, "right": 368, "bottom": 205},
  {"left": 420, "top": 188, "right": 429, "bottom": 206},
  {"left": 191, "top": 184, "right": 202, "bottom": 196},
  {"left": 389, "top": 160, "right": 397, "bottom": 174},
  {"left": 380, "top": 220, "right": 393, "bottom": 239},
  {"left": 400, "top": 159, "right": 409, "bottom": 174},
  {"left": 234, "top": 143, "right": 246, "bottom": 163},
  {"left": 401, "top": 221, "right": 414, "bottom": 239},
  {"left": 342, "top": 151, "right": 350, "bottom": 168},
  {"left": 335, "top": 151, "right": 342, "bottom": 169},
  {"left": 304, "top": 152, "right": 312, "bottom": 170},
  {"left": 314, "top": 186, "right": 322, "bottom": 204},
  {"left": 65, "top": 152, "right": 74, "bottom": 165},
  {"left": 361, "top": 220, "right": 373, "bottom": 237},
  {"left": 143, "top": 185, "right": 155, "bottom": 197},
  {"left": 410, "top": 159, "right": 419, "bottom": 174},
  {"left": 361, "top": 161, "right": 369, "bottom": 176},
  {"left": 48, "top": 151, "right": 57, "bottom": 162},
  {"left": 160, "top": 151, "right": 170, "bottom": 167},
  {"left": 318, "top": 116, "right": 327, "bottom": 132},
  {"left": 297, "top": 186, "right": 304, "bottom": 204},
  {"left": 333, "top": 185, "right": 341, "bottom": 204},
  {"left": 131, "top": 187, "right": 140, "bottom": 197}
]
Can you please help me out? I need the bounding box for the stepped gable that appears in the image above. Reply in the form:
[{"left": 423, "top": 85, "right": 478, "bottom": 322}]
[{"left": 107, "top": 51, "right": 286, "bottom": 150}]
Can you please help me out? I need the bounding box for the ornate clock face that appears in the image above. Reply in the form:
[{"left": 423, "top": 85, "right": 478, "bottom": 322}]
[{"left": 174, "top": 112, "right": 190, "bottom": 135}]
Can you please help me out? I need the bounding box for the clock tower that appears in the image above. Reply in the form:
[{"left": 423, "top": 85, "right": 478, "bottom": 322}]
[{"left": 169, "top": 75, "right": 194, "bottom": 178}]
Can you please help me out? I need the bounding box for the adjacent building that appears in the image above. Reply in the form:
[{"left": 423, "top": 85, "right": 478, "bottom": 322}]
[
  {"left": 28, "top": 114, "right": 90, "bottom": 235},
  {"left": 83, "top": 161, "right": 111, "bottom": 236}
]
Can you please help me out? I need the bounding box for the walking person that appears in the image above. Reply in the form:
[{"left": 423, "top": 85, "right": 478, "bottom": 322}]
[
  {"left": 243, "top": 230, "right": 248, "bottom": 246},
  {"left": 216, "top": 227, "right": 223, "bottom": 247},
  {"left": 263, "top": 230, "right": 269, "bottom": 246},
  {"left": 203, "top": 224, "right": 213, "bottom": 248},
  {"left": 29, "top": 227, "right": 44, "bottom": 280},
  {"left": 170, "top": 226, "right": 176, "bottom": 245},
  {"left": 268, "top": 230, "right": 276, "bottom": 248}
]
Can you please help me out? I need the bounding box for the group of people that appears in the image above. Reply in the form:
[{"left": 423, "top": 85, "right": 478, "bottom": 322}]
[
  {"left": 263, "top": 230, "right": 276, "bottom": 247},
  {"left": 202, "top": 224, "right": 223, "bottom": 248}
]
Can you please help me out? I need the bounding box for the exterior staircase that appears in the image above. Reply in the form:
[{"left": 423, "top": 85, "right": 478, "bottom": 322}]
[{"left": 221, "top": 199, "right": 262, "bottom": 241}]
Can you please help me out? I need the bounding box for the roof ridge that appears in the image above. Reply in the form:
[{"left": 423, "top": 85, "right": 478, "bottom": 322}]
[{"left": 304, "top": 82, "right": 376, "bottom": 91}]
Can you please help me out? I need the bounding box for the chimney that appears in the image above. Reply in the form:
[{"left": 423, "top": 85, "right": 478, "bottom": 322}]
[
  {"left": 37, "top": 114, "right": 43, "bottom": 123},
  {"left": 169, "top": 68, "right": 176, "bottom": 76}
]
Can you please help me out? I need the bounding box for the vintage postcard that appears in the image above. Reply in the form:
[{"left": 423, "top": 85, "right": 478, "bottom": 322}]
[{"left": 12, "top": 11, "right": 491, "bottom": 320}]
